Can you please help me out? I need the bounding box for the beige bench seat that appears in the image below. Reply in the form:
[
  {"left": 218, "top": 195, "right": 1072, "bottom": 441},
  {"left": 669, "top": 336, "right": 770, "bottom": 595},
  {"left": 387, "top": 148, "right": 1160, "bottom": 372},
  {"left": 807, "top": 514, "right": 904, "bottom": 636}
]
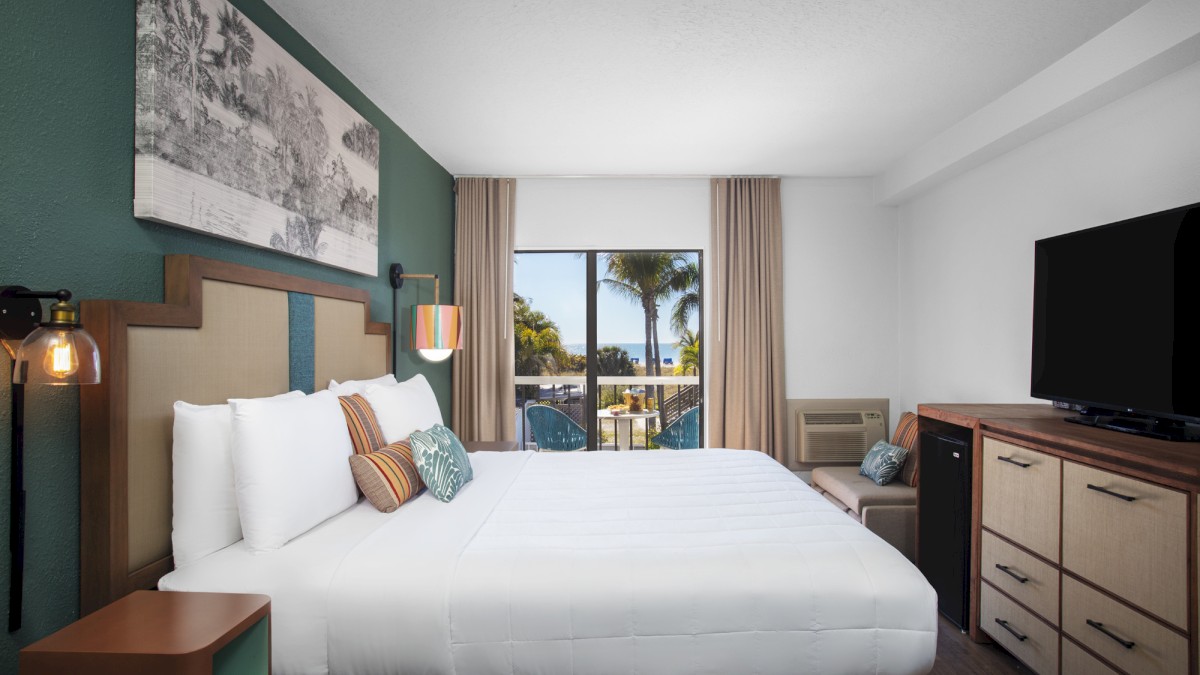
[
  {"left": 812, "top": 466, "right": 917, "bottom": 560},
  {"left": 808, "top": 411, "right": 920, "bottom": 561}
]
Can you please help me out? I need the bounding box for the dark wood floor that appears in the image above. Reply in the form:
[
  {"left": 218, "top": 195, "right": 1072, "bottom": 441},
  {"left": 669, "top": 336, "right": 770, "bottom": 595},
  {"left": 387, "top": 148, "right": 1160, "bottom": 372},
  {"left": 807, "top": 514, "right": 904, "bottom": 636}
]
[{"left": 929, "top": 616, "right": 1030, "bottom": 675}]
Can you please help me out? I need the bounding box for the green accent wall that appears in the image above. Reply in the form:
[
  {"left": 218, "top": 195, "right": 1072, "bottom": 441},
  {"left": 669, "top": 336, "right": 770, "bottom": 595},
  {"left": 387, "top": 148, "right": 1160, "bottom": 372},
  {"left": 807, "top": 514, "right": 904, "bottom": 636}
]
[{"left": 0, "top": 0, "right": 454, "bottom": 668}]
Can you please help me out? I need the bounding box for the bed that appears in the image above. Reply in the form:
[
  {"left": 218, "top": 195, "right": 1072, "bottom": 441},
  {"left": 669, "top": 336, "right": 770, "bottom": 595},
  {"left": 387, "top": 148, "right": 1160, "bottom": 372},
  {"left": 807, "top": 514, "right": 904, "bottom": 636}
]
[{"left": 81, "top": 256, "right": 937, "bottom": 675}]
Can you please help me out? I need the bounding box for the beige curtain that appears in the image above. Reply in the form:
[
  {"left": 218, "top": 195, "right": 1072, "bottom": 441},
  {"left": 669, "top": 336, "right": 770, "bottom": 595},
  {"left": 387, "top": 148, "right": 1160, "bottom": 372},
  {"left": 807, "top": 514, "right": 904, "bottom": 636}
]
[
  {"left": 452, "top": 177, "right": 517, "bottom": 441},
  {"left": 709, "top": 177, "right": 787, "bottom": 460}
]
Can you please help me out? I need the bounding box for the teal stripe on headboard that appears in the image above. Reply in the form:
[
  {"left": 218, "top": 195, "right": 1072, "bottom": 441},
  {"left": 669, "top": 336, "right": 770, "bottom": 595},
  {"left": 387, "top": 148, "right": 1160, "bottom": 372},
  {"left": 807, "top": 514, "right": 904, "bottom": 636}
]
[{"left": 288, "top": 292, "right": 315, "bottom": 393}]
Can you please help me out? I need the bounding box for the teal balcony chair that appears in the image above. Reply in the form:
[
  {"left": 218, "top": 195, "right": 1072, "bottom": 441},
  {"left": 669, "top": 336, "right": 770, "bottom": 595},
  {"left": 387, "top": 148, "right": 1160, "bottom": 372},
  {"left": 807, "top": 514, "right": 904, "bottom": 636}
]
[
  {"left": 526, "top": 405, "right": 587, "bottom": 451},
  {"left": 654, "top": 407, "right": 701, "bottom": 449}
]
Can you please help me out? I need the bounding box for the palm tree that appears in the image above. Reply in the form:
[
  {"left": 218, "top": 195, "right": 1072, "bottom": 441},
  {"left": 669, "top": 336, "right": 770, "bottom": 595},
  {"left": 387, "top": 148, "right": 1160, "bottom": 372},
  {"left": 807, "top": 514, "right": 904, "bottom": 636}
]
[
  {"left": 669, "top": 261, "right": 701, "bottom": 335},
  {"left": 673, "top": 330, "right": 700, "bottom": 376},
  {"left": 513, "top": 294, "right": 572, "bottom": 399},
  {"left": 163, "top": 0, "right": 218, "bottom": 133},
  {"left": 215, "top": 6, "right": 254, "bottom": 75},
  {"left": 213, "top": 5, "right": 254, "bottom": 112},
  {"left": 601, "top": 253, "right": 691, "bottom": 416}
]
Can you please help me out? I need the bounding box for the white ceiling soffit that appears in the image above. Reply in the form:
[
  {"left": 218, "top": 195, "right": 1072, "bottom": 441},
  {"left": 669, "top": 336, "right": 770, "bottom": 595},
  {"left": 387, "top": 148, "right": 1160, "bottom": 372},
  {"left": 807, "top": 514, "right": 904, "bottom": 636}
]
[
  {"left": 880, "top": 0, "right": 1200, "bottom": 204},
  {"left": 266, "top": 0, "right": 1149, "bottom": 177}
]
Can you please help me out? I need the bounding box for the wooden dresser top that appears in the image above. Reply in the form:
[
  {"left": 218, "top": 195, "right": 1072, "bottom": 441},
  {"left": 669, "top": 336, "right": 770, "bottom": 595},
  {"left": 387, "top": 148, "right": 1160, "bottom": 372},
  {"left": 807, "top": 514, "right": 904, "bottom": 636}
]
[{"left": 920, "top": 403, "right": 1200, "bottom": 492}]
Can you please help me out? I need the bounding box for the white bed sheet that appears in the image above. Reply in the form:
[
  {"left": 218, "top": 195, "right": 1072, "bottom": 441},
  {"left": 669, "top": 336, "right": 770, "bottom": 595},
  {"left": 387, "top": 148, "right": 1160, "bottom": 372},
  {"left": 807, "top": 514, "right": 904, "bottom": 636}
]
[{"left": 161, "top": 449, "right": 937, "bottom": 675}]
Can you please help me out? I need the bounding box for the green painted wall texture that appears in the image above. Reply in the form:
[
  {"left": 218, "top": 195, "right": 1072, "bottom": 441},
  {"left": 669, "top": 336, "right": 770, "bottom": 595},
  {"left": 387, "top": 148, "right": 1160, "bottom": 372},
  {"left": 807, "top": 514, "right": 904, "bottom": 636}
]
[{"left": 0, "top": 0, "right": 454, "bottom": 668}]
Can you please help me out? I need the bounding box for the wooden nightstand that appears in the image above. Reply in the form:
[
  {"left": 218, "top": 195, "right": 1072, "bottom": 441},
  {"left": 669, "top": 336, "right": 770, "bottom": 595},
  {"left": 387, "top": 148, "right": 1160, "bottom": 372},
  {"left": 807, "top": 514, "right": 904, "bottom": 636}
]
[
  {"left": 463, "top": 440, "right": 519, "bottom": 452},
  {"left": 20, "top": 591, "right": 270, "bottom": 675}
]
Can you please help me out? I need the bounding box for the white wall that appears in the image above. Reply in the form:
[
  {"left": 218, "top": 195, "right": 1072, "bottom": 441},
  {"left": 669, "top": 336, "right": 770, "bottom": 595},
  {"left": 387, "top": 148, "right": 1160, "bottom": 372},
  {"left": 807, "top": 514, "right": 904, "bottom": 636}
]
[
  {"left": 515, "top": 178, "right": 710, "bottom": 250},
  {"left": 781, "top": 179, "right": 899, "bottom": 415},
  {"left": 896, "top": 61, "right": 1200, "bottom": 415}
]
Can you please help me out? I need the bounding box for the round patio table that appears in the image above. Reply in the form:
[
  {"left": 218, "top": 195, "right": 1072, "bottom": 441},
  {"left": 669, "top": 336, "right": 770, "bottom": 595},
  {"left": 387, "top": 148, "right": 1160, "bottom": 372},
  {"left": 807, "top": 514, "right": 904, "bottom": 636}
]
[{"left": 596, "top": 409, "right": 660, "bottom": 450}]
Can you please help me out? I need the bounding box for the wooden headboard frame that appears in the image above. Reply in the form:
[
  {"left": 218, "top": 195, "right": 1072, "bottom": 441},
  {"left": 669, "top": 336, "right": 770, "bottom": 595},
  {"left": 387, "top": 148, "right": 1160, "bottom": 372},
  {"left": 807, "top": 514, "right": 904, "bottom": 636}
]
[{"left": 78, "top": 255, "right": 390, "bottom": 614}]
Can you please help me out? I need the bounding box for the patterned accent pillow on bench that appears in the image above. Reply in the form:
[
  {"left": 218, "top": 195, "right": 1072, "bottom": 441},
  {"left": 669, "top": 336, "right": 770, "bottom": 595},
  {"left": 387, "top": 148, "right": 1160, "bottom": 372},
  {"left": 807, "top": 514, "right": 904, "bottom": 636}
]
[{"left": 859, "top": 440, "right": 910, "bottom": 486}]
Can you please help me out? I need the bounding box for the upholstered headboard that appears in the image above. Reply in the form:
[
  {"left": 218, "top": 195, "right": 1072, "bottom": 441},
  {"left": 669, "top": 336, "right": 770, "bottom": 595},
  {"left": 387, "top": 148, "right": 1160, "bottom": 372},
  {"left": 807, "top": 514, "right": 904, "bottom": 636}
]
[{"left": 79, "top": 255, "right": 390, "bottom": 614}]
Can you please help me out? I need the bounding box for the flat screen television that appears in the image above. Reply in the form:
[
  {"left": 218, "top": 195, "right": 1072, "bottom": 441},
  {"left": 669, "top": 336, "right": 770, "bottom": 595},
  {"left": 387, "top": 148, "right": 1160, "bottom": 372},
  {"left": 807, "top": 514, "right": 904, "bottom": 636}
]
[{"left": 1031, "top": 200, "right": 1200, "bottom": 442}]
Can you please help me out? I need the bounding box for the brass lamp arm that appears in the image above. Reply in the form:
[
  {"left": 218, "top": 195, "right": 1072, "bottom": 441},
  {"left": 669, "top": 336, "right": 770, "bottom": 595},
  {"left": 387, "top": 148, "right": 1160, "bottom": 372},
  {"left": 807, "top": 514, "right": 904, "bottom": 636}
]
[{"left": 388, "top": 263, "right": 441, "bottom": 303}]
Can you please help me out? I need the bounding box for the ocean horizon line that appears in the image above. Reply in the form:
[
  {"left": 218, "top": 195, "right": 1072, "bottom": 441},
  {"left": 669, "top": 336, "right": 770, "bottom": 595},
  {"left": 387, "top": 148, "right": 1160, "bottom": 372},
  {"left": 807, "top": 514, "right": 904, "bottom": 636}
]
[{"left": 564, "top": 342, "right": 682, "bottom": 364}]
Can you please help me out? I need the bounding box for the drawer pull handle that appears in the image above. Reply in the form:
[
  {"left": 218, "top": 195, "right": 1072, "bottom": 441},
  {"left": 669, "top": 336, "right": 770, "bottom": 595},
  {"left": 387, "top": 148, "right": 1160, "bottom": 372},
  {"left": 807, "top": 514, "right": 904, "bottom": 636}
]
[
  {"left": 994, "top": 564, "right": 1029, "bottom": 583},
  {"left": 1086, "top": 484, "right": 1136, "bottom": 502},
  {"left": 997, "top": 456, "right": 1031, "bottom": 468},
  {"left": 994, "top": 618, "right": 1028, "bottom": 642},
  {"left": 1087, "top": 619, "right": 1135, "bottom": 649}
]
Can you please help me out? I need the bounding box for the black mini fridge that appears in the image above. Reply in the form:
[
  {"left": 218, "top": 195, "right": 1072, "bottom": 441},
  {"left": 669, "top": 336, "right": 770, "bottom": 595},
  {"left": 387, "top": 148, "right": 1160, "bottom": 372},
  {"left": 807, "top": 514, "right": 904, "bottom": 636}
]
[{"left": 917, "top": 422, "right": 973, "bottom": 630}]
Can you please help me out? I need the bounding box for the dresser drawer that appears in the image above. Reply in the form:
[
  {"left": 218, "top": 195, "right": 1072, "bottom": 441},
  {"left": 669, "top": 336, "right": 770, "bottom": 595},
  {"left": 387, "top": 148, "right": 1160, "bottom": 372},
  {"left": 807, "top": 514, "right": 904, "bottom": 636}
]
[
  {"left": 981, "top": 530, "right": 1059, "bottom": 626},
  {"left": 1062, "top": 575, "right": 1187, "bottom": 675},
  {"left": 1061, "top": 461, "right": 1187, "bottom": 629},
  {"left": 1061, "top": 638, "right": 1119, "bottom": 675},
  {"left": 981, "top": 582, "right": 1059, "bottom": 675},
  {"left": 981, "top": 437, "right": 1061, "bottom": 562}
]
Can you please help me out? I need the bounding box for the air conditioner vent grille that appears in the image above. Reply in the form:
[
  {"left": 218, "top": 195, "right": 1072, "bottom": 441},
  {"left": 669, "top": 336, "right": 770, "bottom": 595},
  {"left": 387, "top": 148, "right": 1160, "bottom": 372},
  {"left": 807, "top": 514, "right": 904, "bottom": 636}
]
[
  {"left": 803, "top": 412, "right": 864, "bottom": 425},
  {"left": 795, "top": 409, "right": 886, "bottom": 463}
]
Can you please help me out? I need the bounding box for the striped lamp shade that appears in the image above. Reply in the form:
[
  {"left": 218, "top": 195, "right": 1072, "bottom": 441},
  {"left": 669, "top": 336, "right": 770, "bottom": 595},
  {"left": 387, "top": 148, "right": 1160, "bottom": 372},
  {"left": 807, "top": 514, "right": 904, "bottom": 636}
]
[{"left": 411, "top": 304, "right": 463, "bottom": 361}]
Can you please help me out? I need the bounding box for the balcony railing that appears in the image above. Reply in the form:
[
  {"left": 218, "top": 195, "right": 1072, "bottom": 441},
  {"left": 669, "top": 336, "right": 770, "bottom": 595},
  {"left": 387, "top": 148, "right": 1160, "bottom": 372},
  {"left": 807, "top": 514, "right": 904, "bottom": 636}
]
[{"left": 514, "top": 375, "right": 701, "bottom": 451}]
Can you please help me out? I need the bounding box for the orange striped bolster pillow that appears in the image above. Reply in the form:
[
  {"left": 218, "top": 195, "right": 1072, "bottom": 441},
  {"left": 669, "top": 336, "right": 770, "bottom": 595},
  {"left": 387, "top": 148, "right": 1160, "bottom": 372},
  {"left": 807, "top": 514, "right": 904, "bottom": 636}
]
[
  {"left": 891, "top": 411, "right": 920, "bottom": 488},
  {"left": 348, "top": 442, "right": 425, "bottom": 513},
  {"left": 339, "top": 394, "right": 386, "bottom": 455},
  {"left": 891, "top": 411, "right": 919, "bottom": 450}
]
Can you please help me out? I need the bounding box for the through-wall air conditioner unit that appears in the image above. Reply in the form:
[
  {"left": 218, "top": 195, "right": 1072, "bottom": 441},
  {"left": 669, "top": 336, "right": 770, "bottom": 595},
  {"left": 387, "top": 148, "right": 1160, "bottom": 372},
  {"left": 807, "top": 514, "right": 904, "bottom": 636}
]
[{"left": 796, "top": 410, "right": 885, "bottom": 463}]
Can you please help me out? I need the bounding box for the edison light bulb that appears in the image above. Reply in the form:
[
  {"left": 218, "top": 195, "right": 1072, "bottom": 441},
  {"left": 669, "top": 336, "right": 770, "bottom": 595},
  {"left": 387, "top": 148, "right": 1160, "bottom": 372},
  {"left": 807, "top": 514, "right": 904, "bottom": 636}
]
[{"left": 42, "top": 330, "right": 79, "bottom": 379}]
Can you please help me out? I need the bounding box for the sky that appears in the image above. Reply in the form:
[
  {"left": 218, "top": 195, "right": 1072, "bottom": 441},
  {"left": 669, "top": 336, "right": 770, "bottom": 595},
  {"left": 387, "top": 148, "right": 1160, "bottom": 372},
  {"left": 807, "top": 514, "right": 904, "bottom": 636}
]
[{"left": 514, "top": 252, "right": 699, "bottom": 345}]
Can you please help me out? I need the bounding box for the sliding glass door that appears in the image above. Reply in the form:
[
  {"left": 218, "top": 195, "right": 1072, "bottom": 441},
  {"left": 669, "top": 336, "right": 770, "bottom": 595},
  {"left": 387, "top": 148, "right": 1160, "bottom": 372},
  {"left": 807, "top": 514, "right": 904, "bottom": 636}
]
[{"left": 514, "top": 250, "right": 702, "bottom": 451}]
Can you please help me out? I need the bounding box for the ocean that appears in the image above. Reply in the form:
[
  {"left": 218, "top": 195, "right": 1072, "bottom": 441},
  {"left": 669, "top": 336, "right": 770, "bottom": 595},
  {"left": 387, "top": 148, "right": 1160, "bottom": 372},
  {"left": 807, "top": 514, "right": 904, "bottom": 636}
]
[{"left": 564, "top": 342, "right": 681, "bottom": 365}]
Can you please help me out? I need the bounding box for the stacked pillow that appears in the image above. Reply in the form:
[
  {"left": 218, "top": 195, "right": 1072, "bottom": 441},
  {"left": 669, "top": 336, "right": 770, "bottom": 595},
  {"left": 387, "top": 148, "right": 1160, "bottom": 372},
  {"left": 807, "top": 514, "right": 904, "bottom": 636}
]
[
  {"left": 327, "top": 373, "right": 397, "bottom": 396},
  {"left": 170, "top": 373, "right": 474, "bottom": 564},
  {"left": 230, "top": 390, "right": 359, "bottom": 551},
  {"left": 363, "top": 374, "right": 444, "bottom": 443},
  {"left": 171, "top": 390, "right": 304, "bottom": 566}
]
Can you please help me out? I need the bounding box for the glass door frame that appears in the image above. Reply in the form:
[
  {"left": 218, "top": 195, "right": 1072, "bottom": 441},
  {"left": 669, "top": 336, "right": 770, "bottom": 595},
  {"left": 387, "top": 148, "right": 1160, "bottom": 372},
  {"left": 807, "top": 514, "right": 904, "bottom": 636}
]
[{"left": 514, "top": 248, "right": 704, "bottom": 451}]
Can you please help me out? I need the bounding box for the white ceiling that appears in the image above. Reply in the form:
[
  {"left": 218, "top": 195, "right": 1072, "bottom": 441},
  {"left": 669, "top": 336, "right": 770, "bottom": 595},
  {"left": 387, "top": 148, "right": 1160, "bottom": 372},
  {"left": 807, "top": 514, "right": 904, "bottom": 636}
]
[{"left": 268, "top": 0, "right": 1149, "bottom": 177}]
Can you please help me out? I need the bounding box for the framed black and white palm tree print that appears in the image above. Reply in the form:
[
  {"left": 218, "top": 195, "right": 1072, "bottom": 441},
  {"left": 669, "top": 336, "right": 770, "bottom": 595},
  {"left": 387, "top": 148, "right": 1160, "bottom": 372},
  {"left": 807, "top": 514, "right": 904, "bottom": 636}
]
[{"left": 134, "top": 0, "right": 380, "bottom": 276}]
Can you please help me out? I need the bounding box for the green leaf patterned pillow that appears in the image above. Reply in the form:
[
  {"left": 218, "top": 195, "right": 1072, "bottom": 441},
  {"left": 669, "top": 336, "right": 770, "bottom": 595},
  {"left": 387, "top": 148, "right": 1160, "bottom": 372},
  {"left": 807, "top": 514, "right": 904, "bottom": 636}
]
[
  {"left": 409, "top": 425, "right": 472, "bottom": 502},
  {"left": 429, "top": 424, "right": 473, "bottom": 482},
  {"left": 859, "top": 440, "right": 909, "bottom": 486}
]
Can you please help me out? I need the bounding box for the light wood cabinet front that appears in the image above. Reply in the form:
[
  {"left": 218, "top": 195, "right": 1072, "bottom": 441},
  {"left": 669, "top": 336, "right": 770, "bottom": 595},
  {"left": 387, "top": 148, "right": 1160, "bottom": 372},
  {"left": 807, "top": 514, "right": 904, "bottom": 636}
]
[
  {"left": 981, "top": 582, "right": 1059, "bottom": 674},
  {"left": 981, "top": 530, "right": 1059, "bottom": 626},
  {"left": 1062, "top": 575, "right": 1188, "bottom": 675},
  {"left": 1061, "top": 461, "right": 1187, "bottom": 629},
  {"left": 981, "top": 438, "right": 1061, "bottom": 562},
  {"left": 1061, "top": 637, "right": 1119, "bottom": 675}
]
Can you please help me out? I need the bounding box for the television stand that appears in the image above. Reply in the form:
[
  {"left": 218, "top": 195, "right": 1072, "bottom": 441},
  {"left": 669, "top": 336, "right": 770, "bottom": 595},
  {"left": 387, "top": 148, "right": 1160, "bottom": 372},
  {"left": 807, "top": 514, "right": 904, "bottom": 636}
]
[{"left": 1066, "top": 408, "right": 1200, "bottom": 442}]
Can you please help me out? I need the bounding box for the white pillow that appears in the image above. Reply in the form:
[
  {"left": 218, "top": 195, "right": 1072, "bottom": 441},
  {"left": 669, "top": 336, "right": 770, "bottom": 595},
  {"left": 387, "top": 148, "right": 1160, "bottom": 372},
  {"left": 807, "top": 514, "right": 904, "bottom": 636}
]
[
  {"left": 171, "top": 390, "right": 304, "bottom": 567},
  {"left": 230, "top": 390, "right": 359, "bottom": 552},
  {"left": 327, "top": 374, "right": 397, "bottom": 396},
  {"left": 364, "top": 374, "right": 444, "bottom": 443}
]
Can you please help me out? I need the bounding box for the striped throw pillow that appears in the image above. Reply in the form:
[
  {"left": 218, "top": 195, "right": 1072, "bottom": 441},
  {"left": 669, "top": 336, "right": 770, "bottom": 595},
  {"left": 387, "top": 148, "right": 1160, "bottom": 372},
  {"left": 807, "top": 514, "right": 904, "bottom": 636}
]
[
  {"left": 339, "top": 394, "right": 386, "bottom": 455},
  {"left": 859, "top": 440, "right": 909, "bottom": 486},
  {"left": 891, "top": 411, "right": 920, "bottom": 487},
  {"left": 891, "top": 411, "right": 919, "bottom": 449},
  {"left": 348, "top": 442, "right": 424, "bottom": 513}
]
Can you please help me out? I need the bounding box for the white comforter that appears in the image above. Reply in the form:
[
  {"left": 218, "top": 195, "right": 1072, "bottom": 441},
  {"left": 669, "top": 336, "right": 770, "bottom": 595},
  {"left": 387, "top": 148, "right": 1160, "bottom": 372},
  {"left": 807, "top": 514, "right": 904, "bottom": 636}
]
[{"left": 161, "top": 449, "right": 937, "bottom": 674}]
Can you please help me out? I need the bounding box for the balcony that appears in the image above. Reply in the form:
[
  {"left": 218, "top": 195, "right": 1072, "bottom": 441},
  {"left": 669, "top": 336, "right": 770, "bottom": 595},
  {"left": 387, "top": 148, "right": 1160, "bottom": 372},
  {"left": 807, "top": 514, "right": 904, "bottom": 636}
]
[{"left": 515, "top": 375, "right": 701, "bottom": 451}]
